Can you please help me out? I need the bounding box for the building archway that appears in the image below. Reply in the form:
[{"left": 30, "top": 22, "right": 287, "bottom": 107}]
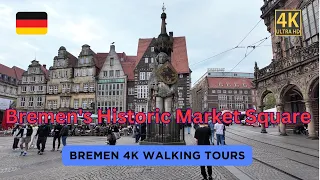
[
  {"left": 307, "top": 76, "right": 319, "bottom": 138},
  {"left": 280, "top": 84, "right": 306, "bottom": 135},
  {"left": 259, "top": 90, "right": 277, "bottom": 133}
]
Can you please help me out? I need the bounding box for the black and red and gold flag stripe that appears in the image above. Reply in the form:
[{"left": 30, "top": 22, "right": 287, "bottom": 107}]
[{"left": 16, "top": 12, "right": 47, "bottom": 35}]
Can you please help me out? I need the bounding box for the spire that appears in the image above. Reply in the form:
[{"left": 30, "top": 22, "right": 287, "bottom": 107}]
[
  {"left": 154, "top": 3, "right": 174, "bottom": 55},
  {"left": 160, "top": 3, "right": 168, "bottom": 36}
]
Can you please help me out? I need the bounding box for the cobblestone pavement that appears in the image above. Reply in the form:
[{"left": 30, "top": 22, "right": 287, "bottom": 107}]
[
  {"left": 226, "top": 124, "right": 319, "bottom": 180},
  {"left": 0, "top": 133, "right": 238, "bottom": 180},
  {"left": 1, "top": 125, "right": 318, "bottom": 180}
]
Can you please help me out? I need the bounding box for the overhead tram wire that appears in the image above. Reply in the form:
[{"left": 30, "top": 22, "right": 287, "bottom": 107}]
[
  {"left": 229, "top": 35, "right": 271, "bottom": 72},
  {"left": 190, "top": 47, "right": 237, "bottom": 66},
  {"left": 235, "top": 19, "right": 262, "bottom": 48},
  {"left": 190, "top": 19, "right": 263, "bottom": 67}
]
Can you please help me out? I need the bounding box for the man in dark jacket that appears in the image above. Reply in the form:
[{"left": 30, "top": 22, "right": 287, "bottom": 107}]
[
  {"left": 60, "top": 124, "right": 69, "bottom": 153},
  {"left": 51, "top": 123, "right": 62, "bottom": 151},
  {"left": 194, "top": 124, "right": 213, "bottom": 180},
  {"left": 16, "top": 124, "right": 33, "bottom": 156},
  {"left": 36, "top": 123, "right": 50, "bottom": 155}
]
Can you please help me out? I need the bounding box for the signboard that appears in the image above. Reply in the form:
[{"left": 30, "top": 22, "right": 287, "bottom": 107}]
[
  {"left": 0, "top": 98, "right": 12, "bottom": 110},
  {"left": 275, "top": 10, "right": 302, "bottom": 36},
  {"left": 98, "top": 78, "right": 125, "bottom": 84}
]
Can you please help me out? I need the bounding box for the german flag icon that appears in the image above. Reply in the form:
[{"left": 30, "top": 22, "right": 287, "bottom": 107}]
[{"left": 16, "top": 12, "right": 47, "bottom": 35}]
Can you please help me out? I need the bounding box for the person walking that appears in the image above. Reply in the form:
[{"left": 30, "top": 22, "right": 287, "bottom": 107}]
[
  {"left": 29, "top": 124, "right": 38, "bottom": 149},
  {"left": 60, "top": 123, "right": 69, "bottom": 153},
  {"left": 134, "top": 124, "right": 140, "bottom": 143},
  {"left": 16, "top": 124, "right": 33, "bottom": 156},
  {"left": 214, "top": 122, "right": 225, "bottom": 145},
  {"left": 194, "top": 124, "right": 213, "bottom": 180},
  {"left": 36, "top": 123, "right": 50, "bottom": 155},
  {"left": 51, "top": 123, "right": 62, "bottom": 151},
  {"left": 107, "top": 128, "right": 117, "bottom": 145},
  {"left": 12, "top": 124, "right": 20, "bottom": 150},
  {"left": 208, "top": 119, "right": 215, "bottom": 145}
]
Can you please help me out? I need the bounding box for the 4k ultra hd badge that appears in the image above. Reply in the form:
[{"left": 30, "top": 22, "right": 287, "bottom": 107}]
[
  {"left": 16, "top": 12, "right": 48, "bottom": 35},
  {"left": 275, "top": 10, "right": 302, "bottom": 36}
]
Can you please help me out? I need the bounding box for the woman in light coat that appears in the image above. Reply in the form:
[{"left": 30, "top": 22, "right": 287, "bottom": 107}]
[{"left": 29, "top": 124, "right": 38, "bottom": 149}]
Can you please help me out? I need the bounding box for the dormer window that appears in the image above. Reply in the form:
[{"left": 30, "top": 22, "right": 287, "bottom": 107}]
[
  {"left": 110, "top": 58, "right": 114, "bottom": 66},
  {"left": 218, "top": 82, "right": 223, "bottom": 86},
  {"left": 243, "top": 83, "right": 247, "bottom": 87},
  {"left": 226, "top": 83, "right": 230, "bottom": 87}
]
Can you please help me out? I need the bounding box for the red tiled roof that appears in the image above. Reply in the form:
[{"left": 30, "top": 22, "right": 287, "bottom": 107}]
[
  {"left": 207, "top": 77, "right": 254, "bottom": 89},
  {"left": 94, "top": 53, "right": 136, "bottom": 80},
  {"left": 0, "top": 64, "right": 25, "bottom": 80},
  {"left": 121, "top": 56, "right": 136, "bottom": 80},
  {"left": 135, "top": 38, "right": 153, "bottom": 68},
  {"left": 40, "top": 65, "right": 49, "bottom": 79},
  {"left": 66, "top": 51, "right": 78, "bottom": 68},
  {"left": 171, "top": 37, "right": 190, "bottom": 74},
  {"left": 135, "top": 37, "right": 190, "bottom": 73},
  {"left": 94, "top": 53, "right": 109, "bottom": 75},
  {"left": 12, "top": 66, "right": 25, "bottom": 80}
]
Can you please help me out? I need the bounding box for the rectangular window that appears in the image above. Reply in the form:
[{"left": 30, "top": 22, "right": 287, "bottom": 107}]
[
  {"left": 115, "top": 70, "right": 120, "bottom": 77},
  {"left": 89, "top": 83, "right": 95, "bottom": 92},
  {"left": 84, "top": 83, "right": 88, "bottom": 92},
  {"left": 151, "top": 47, "right": 154, "bottom": 52},
  {"left": 146, "top": 72, "right": 151, "bottom": 80},
  {"left": 145, "top": 58, "right": 148, "bottom": 63},
  {"left": 151, "top": 58, "right": 154, "bottom": 63},
  {"left": 128, "top": 88, "right": 134, "bottom": 95},
  {"left": 54, "top": 86, "right": 58, "bottom": 94},
  {"left": 103, "top": 71, "right": 108, "bottom": 77},
  {"left": 82, "top": 99, "right": 87, "bottom": 109},
  {"left": 37, "top": 97, "right": 42, "bottom": 106},
  {"left": 110, "top": 58, "right": 114, "bottom": 66},
  {"left": 29, "top": 97, "right": 33, "bottom": 107},
  {"left": 39, "top": 86, "right": 43, "bottom": 91},
  {"left": 47, "top": 100, "right": 52, "bottom": 109},
  {"left": 22, "top": 86, "right": 27, "bottom": 92},
  {"left": 109, "top": 70, "right": 114, "bottom": 77},
  {"left": 139, "top": 72, "right": 145, "bottom": 80},
  {"left": 74, "top": 99, "right": 79, "bottom": 109},
  {"left": 20, "top": 97, "right": 25, "bottom": 107},
  {"left": 53, "top": 100, "right": 57, "bottom": 109},
  {"left": 30, "top": 86, "right": 35, "bottom": 92}
]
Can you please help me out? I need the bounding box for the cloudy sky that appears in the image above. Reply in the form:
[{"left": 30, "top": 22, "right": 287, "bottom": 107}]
[{"left": 0, "top": 0, "right": 272, "bottom": 85}]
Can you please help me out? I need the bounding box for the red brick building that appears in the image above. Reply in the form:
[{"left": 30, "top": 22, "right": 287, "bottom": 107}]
[{"left": 191, "top": 69, "right": 257, "bottom": 112}]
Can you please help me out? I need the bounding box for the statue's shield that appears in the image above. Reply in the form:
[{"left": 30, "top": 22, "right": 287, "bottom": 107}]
[{"left": 156, "top": 61, "right": 178, "bottom": 85}]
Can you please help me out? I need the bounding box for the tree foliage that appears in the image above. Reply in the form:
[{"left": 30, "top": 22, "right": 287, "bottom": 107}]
[{"left": 263, "top": 93, "right": 276, "bottom": 109}]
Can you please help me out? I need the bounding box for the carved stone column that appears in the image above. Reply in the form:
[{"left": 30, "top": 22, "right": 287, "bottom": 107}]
[
  {"left": 277, "top": 103, "right": 287, "bottom": 136},
  {"left": 259, "top": 105, "right": 267, "bottom": 133},
  {"left": 304, "top": 99, "right": 318, "bottom": 140}
]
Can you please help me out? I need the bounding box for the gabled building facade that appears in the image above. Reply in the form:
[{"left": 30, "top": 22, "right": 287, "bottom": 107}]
[
  {"left": 72, "top": 44, "right": 96, "bottom": 113},
  {"left": 134, "top": 36, "right": 191, "bottom": 112},
  {"left": 17, "top": 60, "right": 48, "bottom": 113},
  {"left": 46, "top": 46, "right": 77, "bottom": 112},
  {"left": 96, "top": 45, "right": 128, "bottom": 112},
  {"left": 0, "top": 64, "right": 24, "bottom": 129}
]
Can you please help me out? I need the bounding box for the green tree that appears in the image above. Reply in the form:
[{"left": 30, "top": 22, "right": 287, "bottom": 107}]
[{"left": 263, "top": 93, "right": 276, "bottom": 109}]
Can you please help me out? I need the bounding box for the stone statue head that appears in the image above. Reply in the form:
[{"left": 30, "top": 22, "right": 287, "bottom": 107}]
[{"left": 156, "top": 52, "right": 169, "bottom": 64}]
